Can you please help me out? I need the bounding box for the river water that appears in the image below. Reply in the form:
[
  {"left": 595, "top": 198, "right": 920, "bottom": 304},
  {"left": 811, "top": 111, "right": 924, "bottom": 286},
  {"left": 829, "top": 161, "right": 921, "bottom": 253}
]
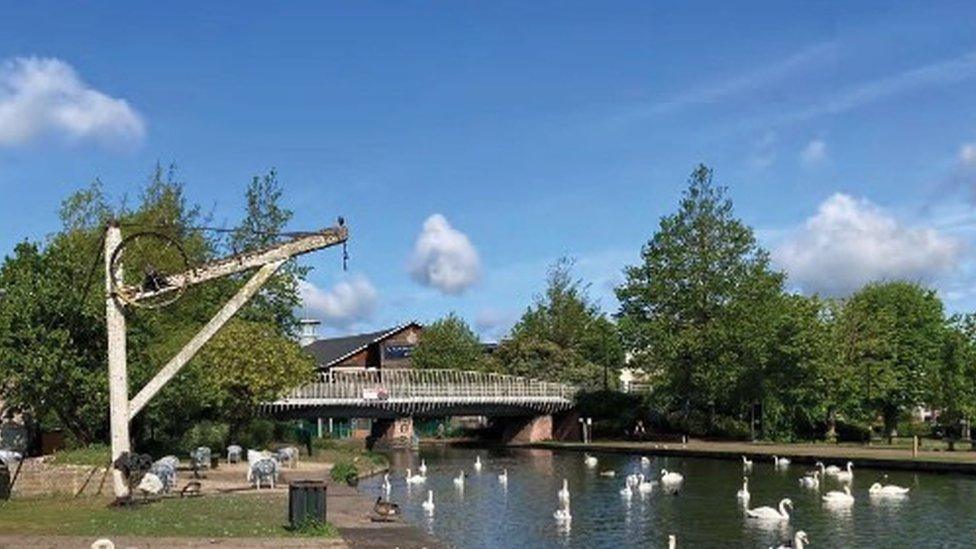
[{"left": 358, "top": 445, "right": 976, "bottom": 548}]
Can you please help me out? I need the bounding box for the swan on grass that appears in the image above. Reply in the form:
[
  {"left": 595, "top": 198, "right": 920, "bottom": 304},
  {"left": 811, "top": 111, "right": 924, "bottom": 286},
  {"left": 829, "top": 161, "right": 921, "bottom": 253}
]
[
  {"left": 772, "top": 455, "right": 790, "bottom": 467},
  {"left": 870, "top": 482, "right": 909, "bottom": 496},
  {"left": 584, "top": 453, "right": 598, "bottom": 468},
  {"left": 660, "top": 469, "right": 684, "bottom": 485},
  {"left": 474, "top": 455, "right": 483, "bottom": 472},
  {"left": 418, "top": 459, "right": 428, "bottom": 476},
  {"left": 453, "top": 470, "right": 465, "bottom": 488},
  {"left": 822, "top": 485, "right": 855, "bottom": 504},
  {"left": 558, "top": 479, "right": 570, "bottom": 505},
  {"left": 746, "top": 498, "right": 792, "bottom": 521},
  {"left": 421, "top": 490, "right": 435, "bottom": 514},
  {"left": 736, "top": 477, "right": 750, "bottom": 502},
  {"left": 799, "top": 471, "right": 820, "bottom": 489},
  {"left": 773, "top": 531, "right": 809, "bottom": 549},
  {"left": 834, "top": 461, "right": 854, "bottom": 483},
  {"left": 742, "top": 455, "right": 753, "bottom": 471},
  {"left": 406, "top": 469, "right": 426, "bottom": 484}
]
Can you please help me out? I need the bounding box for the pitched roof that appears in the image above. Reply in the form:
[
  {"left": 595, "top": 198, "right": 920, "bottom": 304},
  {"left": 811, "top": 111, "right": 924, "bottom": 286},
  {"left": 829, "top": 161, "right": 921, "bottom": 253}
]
[{"left": 302, "top": 323, "right": 420, "bottom": 367}]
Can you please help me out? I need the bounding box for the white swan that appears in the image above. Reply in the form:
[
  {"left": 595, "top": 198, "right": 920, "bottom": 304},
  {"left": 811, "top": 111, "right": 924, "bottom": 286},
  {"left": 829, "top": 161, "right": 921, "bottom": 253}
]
[
  {"left": 668, "top": 534, "right": 676, "bottom": 549},
  {"left": 746, "top": 498, "right": 792, "bottom": 521},
  {"left": 799, "top": 471, "right": 820, "bottom": 489},
  {"left": 498, "top": 468, "right": 508, "bottom": 485},
  {"left": 834, "top": 461, "right": 854, "bottom": 483},
  {"left": 641, "top": 456, "right": 652, "bottom": 467},
  {"left": 383, "top": 473, "right": 392, "bottom": 493},
  {"left": 822, "top": 485, "right": 855, "bottom": 504},
  {"left": 742, "top": 455, "right": 753, "bottom": 471},
  {"left": 870, "top": 482, "right": 910, "bottom": 496},
  {"left": 620, "top": 482, "right": 633, "bottom": 498},
  {"left": 453, "top": 470, "right": 465, "bottom": 488},
  {"left": 558, "top": 478, "right": 570, "bottom": 505},
  {"left": 736, "top": 476, "right": 750, "bottom": 502},
  {"left": 626, "top": 473, "right": 640, "bottom": 489},
  {"left": 660, "top": 469, "right": 684, "bottom": 484},
  {"left": 584, "top": 453, "right": 598, "bottom": 468},
  {"left": 599, "top": 470, "right": 616, "bottom": 477},
  {"left": 474, "top": 455, "right": 483, "bottom": 472},
  {"left": 821, "top": 461, "right": 841, "bottom": 475},
  {"left": 772, "top": 455, "right": 790, "bottom": 467},
  {"left": 553, "top": 504, "right": 572, "bottom": 522},
  {"left": 405, "top": 468, "right": 426, "bottom": 484},
  {"left": 418, "top": 459, "right": 428, "bottom": 476},
  {"left": 638, "top": 474, "right": 655, "bottom": 493},
  {"left": 774, "top": 531, "right": 809, "bottom": 549},
  {"left": 421, "top": 490, "right": 435, "bottom": 513}
]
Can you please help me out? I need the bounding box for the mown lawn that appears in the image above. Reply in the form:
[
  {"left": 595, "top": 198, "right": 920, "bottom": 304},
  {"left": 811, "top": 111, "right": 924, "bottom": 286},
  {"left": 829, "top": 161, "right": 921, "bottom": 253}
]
[{"left": 0, "top": 493, "right": 338, "bottom": 538}]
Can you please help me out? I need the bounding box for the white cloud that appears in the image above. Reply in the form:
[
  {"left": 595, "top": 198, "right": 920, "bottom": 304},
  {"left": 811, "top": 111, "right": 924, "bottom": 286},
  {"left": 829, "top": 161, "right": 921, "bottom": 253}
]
[
  {"left": 959, "top": 142, "right": 976, "bottom": 165},
  {"left": 800, "top": 139, "right": 827, "bottom": 164},
  {"left": 299, "top": 276, "right": 378, "bottom": 328},
  {"left": 409, "top": 214, "right": 481, "bottom": 294},
  {"left": 774, "top": 193, "right": 961, "bottom": 296},
  {"left": 0, "top": 56, "right": 145, "bottom": 147}
]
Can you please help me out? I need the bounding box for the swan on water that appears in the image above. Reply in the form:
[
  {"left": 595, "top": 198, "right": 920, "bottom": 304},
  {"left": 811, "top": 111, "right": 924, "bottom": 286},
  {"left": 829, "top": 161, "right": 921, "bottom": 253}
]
[
  {"left": 660, "top": 469, "right": 684, "bottom": 484},
  {"left": 626, "top": 473, "right": 640, "bottom": 489},
  {"left": 638, "top": 474, "right": 655, "bottom": 493},
  {"left": 736, "top": 476, "right": 750, "bottom": 502},
  {"left": 419, "top": 459, "right": 428, "bottom": 476},
  {"left": 599, "top": 470, "right": 616, "bottom": 477},
  {"left": 499, "top": 468, "right": 508, "bottom": 485},
  {"left": 668, "top": 534, "right": 677, "bottom": 549},
  {"left": 742, "top": 455, "right": 753, "bottom": 471},
  {"left": 869, "top": 482, "right": 910, "bottom": 496},
  {"left": 821, "top": 462, "right": 841, "bottom": 475},
  {"left": 772, "top": 455, "right": 790, "bottom": 467},
  {"left": 834, "top": 461, "right": 854, "bottom": 483},
  {"left": 558, "top": 478, "right": 570, "bottom": 505},
  {"left": 746, "top": 498, "right": 792, "bottom": 521},
  {"left": 553, "top": 506, "right": 572, "bottom": 522},
  {"left": 799, "top": 471, "right": 820, "bottom": 489},
  {"left": 383, "top": 473, "right": 392, "bottom": 493},
  {"left": 421, "top": 490, "right": 435, "bottom": 513},
  {"left": 474, "top": 455, "right": 483, "bottom": 472},
  {"left": 453, "top": 470, "right": 465, "bottom": 488},
  {"left": 620, "top": 482, "right": 633, "bottom": 498},
  {"left": 822, "top": 485, "right": 855, "bottom": 504},
  {"left": 774, "top": 531, "right": 809, "bottom": 549},
  {"left": 641, "top": 456, "right": 652, "bottom": 467},
  {"left": 584, "top": 453, "right": 598, "bottom": 468},
  {"left": 406, "top": 469, "right": 426, "bottom": 484}
]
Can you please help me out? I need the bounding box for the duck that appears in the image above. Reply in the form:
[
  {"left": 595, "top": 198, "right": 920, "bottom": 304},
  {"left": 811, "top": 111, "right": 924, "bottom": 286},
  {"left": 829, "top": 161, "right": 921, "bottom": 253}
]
[
  {"left": 772, "top": 455, "right": 790, "bottom": 467},
  {"left": 498, "top": 468, "right": 508, "bottom": 485},
  {"left": 746, "top": 498, "right": 792, "bottom": 521},
  {"left": 641, "top": 456, "right": 652, "bottom": 467},
  {"left": 822, "top": 485, "right": 855, "bottom": 504},
  {"left": 453, "top": 470, "right": 465, "bottom": 488},
  {"left": 418, "top": 459, "right": 428, "bottom": 476},
  {"left": 421, "top": 490, "right": 435, "bottom": 513},
  {"left": 736, "top": 476, "right": 750, "bottom": 502},
  {"left": 405, "top": 468, "right": 426, "bottom": 484},
  {"left": 373, "top": 496, "right": 400, "bottom": 517},
  {"left": 799, "top": 470, "right": 820, "bottom": 489},
  {"left": 834, "top": 461, "right": 854, "bottom": 483},
  {"left": 474, "top": 455, "right": 483, "bottom": 472},
  {"left": 584, "top": 453, "right": 598, "bottom": 468},
  {"left": 382, "top": 473, "right": 392, "bottom": 494},
  {"left": 558, "top": 479, "right": 570, "bottom": 505},
  {"left": 774, "top": 531, "right": 809, "bottom": 549},
  {"left": 742, "top": 455, "right": 753, "bottom": 471},
  {"left": 660, "top": 469, "right": 684, "bottom": 485},
  {"left": 869, "top": 482, "right": 910, "bottom": 496}
]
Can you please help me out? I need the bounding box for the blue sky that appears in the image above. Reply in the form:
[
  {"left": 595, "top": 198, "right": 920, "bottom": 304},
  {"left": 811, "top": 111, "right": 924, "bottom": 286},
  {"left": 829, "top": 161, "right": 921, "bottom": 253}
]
[{"left": 2, "top": 2, "right": 976, "bottom": 339}]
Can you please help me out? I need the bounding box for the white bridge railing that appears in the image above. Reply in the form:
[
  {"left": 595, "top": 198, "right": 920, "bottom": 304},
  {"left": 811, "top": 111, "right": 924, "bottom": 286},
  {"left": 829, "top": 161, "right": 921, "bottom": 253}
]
[{"left": 265, "top": 368, "right": 577, "bottom": 415}]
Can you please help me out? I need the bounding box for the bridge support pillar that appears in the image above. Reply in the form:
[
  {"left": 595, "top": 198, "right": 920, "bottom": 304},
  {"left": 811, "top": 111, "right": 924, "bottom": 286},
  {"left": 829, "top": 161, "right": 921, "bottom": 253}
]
[
  {"left": 367, "top": 417, "right": 416, "bottom": 450},
  {"left": 500, "top": 411, "right": 581, "bottom": 444}
]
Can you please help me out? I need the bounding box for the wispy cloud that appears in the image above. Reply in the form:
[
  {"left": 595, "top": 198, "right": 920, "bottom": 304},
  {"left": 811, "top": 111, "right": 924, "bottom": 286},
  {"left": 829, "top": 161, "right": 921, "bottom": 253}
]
[{"left": 800, "top": 139, "right": 828, "bottom": 165}]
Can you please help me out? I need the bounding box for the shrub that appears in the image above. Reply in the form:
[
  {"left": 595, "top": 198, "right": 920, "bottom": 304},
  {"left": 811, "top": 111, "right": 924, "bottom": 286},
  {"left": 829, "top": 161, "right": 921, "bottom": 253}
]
[
  {"left": 179, "top": 421, "right": 229, "bottom": 454},
  {"left": 708, "top": 416, "right": 750, "bottom": 440},
  {"left": 330, "top": 460, "right": 359, "bottom": 485},
  {"left": 836, "top": 420, "right": 871, "bottom": 443},
  {"left": 313, "top": 435, "right": 338, "bottom": 451},
  {"left": 238, "top": 418, "right": 275, "bottom": 449}
]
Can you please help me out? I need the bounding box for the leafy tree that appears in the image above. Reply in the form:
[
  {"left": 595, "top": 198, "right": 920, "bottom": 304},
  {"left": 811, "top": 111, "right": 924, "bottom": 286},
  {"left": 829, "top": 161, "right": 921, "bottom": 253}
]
[
  {"left": 494, "top": 258, "right": 623, "bottom": 390},
  {"left": 412, "top": 313, "right": 485, "bottom": 370},
  {"left": 834, "top": 281, "right": 945, "bottom": 441},
  {"left": 930, "top": 315, "right": 976, "bottom": 432},
  {"left": 615, "top": 165, "right": 785, "bottom": 422}
]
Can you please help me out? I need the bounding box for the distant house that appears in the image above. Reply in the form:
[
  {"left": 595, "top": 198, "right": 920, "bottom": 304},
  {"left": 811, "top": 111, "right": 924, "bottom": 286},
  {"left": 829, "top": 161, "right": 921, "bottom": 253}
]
[{"left": 303, "top": 322, "right": 424, "bottom": 371}]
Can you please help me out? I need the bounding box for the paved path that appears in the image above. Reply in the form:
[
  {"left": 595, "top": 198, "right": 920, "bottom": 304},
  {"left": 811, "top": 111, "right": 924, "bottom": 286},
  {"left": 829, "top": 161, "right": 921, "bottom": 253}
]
[
  {"left": 0, "top": 535, "right": 346, "bottom": 548},
  {"left": 526, "top": 439, "right": 976, "bottom": 474}
]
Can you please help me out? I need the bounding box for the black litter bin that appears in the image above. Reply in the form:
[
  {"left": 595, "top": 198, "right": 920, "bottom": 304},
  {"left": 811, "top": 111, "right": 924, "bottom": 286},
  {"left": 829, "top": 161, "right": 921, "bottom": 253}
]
[
  {"left": 0, "top": 463, "right": 10, "bottom": 500},
  {"left": 288, "top": 480, "right": 327, "bottom": 527}
]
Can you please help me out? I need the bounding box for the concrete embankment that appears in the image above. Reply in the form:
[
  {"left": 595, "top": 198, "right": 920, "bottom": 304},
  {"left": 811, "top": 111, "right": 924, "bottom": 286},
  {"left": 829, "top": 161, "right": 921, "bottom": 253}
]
[{"left": 522, "top": 440, "right": 976, "bottom": 475}]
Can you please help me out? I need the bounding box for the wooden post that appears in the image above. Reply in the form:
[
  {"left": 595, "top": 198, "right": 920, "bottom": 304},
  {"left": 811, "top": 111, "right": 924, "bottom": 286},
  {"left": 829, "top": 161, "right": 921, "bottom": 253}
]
[
  {"left": 912, "top": 435, "right": 919, "bottom": 458},
  {"left": 104, "top": 223, "right": 130, "bottom": 498}
]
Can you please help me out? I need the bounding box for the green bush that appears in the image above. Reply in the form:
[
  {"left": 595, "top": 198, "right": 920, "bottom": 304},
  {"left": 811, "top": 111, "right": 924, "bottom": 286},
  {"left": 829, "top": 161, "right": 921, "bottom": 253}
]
[
  {"left": 708, "top": 416, "right": 750, "bottom": 440},
  {"left": 312, "top": 436, "right": 338, "bottom": 451},
  {"left": 897, "top": 419, "right": 933, "bottom": 438},
  {"left": 238, "top": 418, "right": 275, "bottom": 449},
  {"left": 330, "top": 460, "right": 359, "bottom": 485},
  {"left": 179, "top": 421, "right": 229, "bottom": 454},
  {"left": 836, "top": 420, "right": 871, "bottom": 443}
]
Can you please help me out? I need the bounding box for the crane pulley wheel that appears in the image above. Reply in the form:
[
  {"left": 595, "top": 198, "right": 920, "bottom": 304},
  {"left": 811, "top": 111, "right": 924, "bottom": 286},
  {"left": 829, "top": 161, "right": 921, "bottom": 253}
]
[{"left": 109, "top": 231, "right": 190, "bottom": 309}]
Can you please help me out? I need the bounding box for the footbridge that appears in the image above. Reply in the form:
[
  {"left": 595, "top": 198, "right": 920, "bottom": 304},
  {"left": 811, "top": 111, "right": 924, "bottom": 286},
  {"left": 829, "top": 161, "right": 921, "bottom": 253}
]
[{"left": 265, "top": 368, "right": 580, "bottom": 447}]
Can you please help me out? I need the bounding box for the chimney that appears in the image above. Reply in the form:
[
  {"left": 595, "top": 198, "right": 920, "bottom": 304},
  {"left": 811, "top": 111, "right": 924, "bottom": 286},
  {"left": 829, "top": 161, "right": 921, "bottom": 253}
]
[{"left": 298, "top": 318, "right": 321, "bottom": 347}]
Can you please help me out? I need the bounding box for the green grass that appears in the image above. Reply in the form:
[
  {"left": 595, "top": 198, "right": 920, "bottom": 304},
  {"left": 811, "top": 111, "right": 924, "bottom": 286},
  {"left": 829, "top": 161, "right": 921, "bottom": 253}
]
[
  {"left": 50, "top": 444, "right": 111, "bottom": 467},
  {"left": 0, "top": 494, "right": 337, "bottom": 538}
]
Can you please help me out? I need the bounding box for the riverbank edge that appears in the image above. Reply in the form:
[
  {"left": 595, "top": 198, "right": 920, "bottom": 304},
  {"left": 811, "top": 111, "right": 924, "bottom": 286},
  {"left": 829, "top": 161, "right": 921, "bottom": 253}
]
[{"left": 517, "top": 441, "right": 976, "bottom": 475}]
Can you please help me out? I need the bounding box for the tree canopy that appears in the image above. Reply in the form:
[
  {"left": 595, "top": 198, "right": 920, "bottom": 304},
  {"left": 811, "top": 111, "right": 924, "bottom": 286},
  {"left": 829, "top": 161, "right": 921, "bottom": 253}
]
[{"left": 411, "top": 312, "right": 486, "bottom": 371}]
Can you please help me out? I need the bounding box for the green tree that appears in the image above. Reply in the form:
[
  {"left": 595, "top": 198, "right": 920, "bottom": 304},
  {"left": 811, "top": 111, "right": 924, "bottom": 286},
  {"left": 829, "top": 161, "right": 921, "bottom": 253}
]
[
  {"left": 615, "top": 165, "right": 785, "bottom": 422},
  {"left": 835, "top": 281, "right": 945, "bottom": 441},
  {"left": 412, "top": 313, "right": 485, "bottom": 371},
  {"left": 930, "top": 315, "right": 976, "bottom": 432},
  {"left": 494, "top": 258, "right": 623, "bottom": 389}
]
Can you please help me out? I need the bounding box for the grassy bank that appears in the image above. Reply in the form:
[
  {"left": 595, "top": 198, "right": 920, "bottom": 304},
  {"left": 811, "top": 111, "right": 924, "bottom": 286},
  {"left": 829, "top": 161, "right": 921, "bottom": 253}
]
[{"left": 0, "top": 493, "right": 338, "bottom": 538}]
